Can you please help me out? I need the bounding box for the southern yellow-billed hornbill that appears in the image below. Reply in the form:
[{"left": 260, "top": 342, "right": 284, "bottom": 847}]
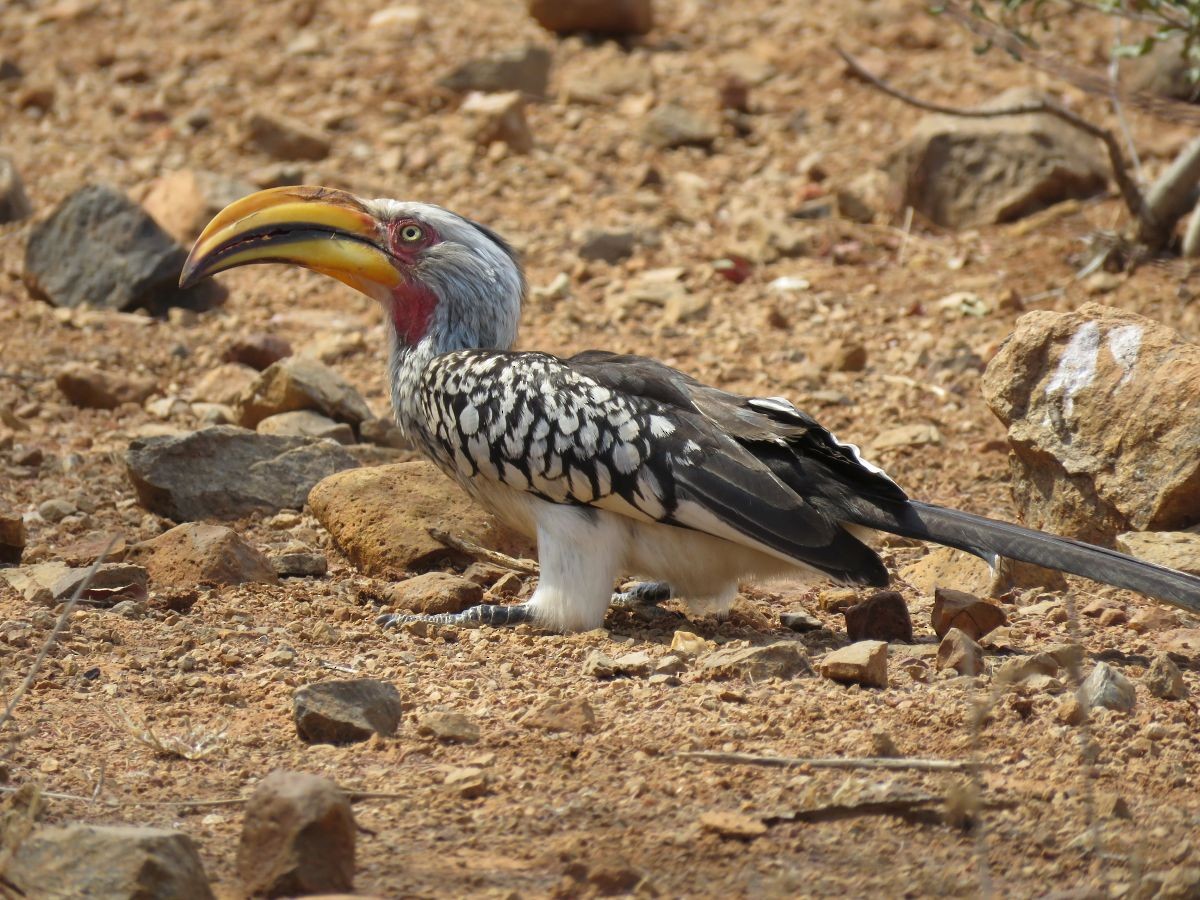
[{"left": 181, "top": 186, "right": 1200, "bottom": 632}]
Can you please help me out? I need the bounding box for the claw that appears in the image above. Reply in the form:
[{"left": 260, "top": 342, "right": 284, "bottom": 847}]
[
  {"left": 611, "top": 581, "right": 673, "bottom": 608},
  {"left": 377, "top": 602, "right": 536, "bottom": 629}
]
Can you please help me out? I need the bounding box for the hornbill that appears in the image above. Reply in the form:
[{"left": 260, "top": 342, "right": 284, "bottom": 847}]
[{"left": 181, "top": 186, "right": 1200, "bottom": 632}]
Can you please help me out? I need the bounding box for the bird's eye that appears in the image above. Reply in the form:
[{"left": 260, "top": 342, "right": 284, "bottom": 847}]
[{"left": 400, "top": 224, "right": 424, "bottom": 243}]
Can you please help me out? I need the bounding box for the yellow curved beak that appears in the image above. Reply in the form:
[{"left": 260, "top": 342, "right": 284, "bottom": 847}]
[{"left": 179, "top": 185, "right": 403, "bottom": 298}]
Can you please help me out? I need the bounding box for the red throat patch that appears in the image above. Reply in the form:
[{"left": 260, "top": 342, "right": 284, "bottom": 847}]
[{"left": 389, "top": 279, "right": 438, "bottom": 345}]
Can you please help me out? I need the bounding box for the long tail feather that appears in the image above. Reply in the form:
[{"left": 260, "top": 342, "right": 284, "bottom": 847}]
[{"left": 849, "top": 501, "right": 1200, "bottom": 617}]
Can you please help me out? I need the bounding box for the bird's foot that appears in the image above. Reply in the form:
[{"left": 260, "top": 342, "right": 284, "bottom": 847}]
[
  {"left": 610, "top": 581, "right": 673, "bottom": 609},
  {"left": 377, "top": 602, "right": 534, "bottom": 630}
]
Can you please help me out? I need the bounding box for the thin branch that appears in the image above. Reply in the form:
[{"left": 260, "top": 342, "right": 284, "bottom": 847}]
[
  {"left": 427, "top": 529, "right": 540, "bottom": 575},
  {"left": 679, "top": 750, "right": 985, "bottom": 773},
  {"left": 1108, "top": 19, "right": 1143, "bottom": 184},
  {"left": 836, "top": 46, "right": 1148, "bottom": 226}
]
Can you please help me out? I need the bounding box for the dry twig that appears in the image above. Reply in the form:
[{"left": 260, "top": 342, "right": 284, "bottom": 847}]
[
  {"left": 111, "top": 706, "right": 229, "bottom": 761},
  {"left": 428, "top": 528, "right": 540, "bottom": 575}
]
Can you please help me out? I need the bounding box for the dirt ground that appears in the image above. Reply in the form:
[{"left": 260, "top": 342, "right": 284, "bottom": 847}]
[{"left": 1, "top": 0, "right": 1199, "bottom": 897}]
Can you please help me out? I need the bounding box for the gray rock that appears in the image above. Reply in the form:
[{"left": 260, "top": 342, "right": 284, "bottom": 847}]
[
  {"left": 237, "top": 356, "right": 373, "bottom": 429},
  {"left": 358, "top": 416, "right": 410, "bottom": 449},
  {"left": 527, "top": 0, "right": 652, "bottom": 35},
  {"left": 257, "top": 409, "right": 355, "bottom": 445},
  {"left": 0, "top": 561, "right": 148, "bottom": 606},
  {"left": 22, "top": 184, "right": 224, "bottom": 313},
  {"left": 244, "top": 109, "right": 331, "bottom": 161},
  {"left": 126, "top": 425, "right": 359, "bottom": 521},
  {"left": 271, "top": 550, "right": 328, "bottom": 577},
  {"left": 699, "top": 642, "right": 813, "bottom": 681},
  {"left": 37, "top": 497, "right": 76, "bottom": 523},
  {"left": 440, "top": 44, "right": 552, "bottom": 97},
  {"left": 1144, "top": 652, "right": 1188, "bottom": 700},
  {"left": 239, "top": 770, "right": 355, "bottom": 898},
  {"left": 643, "top": 103, "right": 719, "bottom": 149},
  {"left": 1080, "top": 661, "right": 1136, "bottom": 712},
  {"left": 889, "top": 87, "right": 1107, "bottom": 229},
  {"left": 936, "top": 627, "right": 984, "bottom": 676},
  {"left": 223, "top": 333, "right": 293, "bottom": 371},
  {"left": 293, "top": 678, "right": 403, "bottom": 744},
  {"left": 7, "top": 823, "right": 214, "bottom": 900},
  {"left": 0, "top": 153, "right": 32, "bottom": 223},
  {"left": 579, "top": 229, "right": 637, "bottom": 263},
  {"left": 780, "top": 610, "right": 823, "bottom": 632},
  {"left": 56, "top": 362, "right": 157, "bottom": 410}
]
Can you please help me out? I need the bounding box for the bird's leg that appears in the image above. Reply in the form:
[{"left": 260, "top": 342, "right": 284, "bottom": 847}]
[
  {"left": 377, "top": 603, "right": 534, "bottom": 630},
  {"left": 610, "top": 581, "right": 673, "bottom": 608}
]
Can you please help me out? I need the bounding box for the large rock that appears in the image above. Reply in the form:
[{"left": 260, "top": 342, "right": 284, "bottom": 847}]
[
  {"left": 237, "top": 356, "right": 372, "bottom": 430},
  {"left": 388, "top": 571, "right": 483, "bottom": 615},
  {"left": 293, "top": 679, "right": 403, "bottom": 744},
  {"left": 126, "top": 426, "right": 359, "bottom": 521},
  {"left": 0, "top": 153, "right": 32, "bottom": 223},
  {"left": 56, "top": 362, "right": 156, "bottom": 409},
  {"left": 1, "top": 561, "right": 148, "bottom": 605},
  {"left": 141, "top": 169, "right": 256, "bottom": 244},
  {"left": 239, "top": 770, "right": 355, "bottom": 898},
  {"left": 307, "top": 461, "right": 533, "bottom": 576},
  {"left": 697, "top": 642, "right": 812, "bottom": 681},
  {"left": 132, "top": 522, "right": 278, "bottom": 587},
  {"left": 1115, "top": 531, "right": 1200, "bottom": 576},
  {"left": 901, "top": 546, "right": 1066, "bottom": 599},
  {"left": 440, "top": 44, "right": 552, "bottom": 97},
  {"left": 527, "top": 0, "right": 652, "bottom": 35},
  {"left": 257, "top": 410, "right": 355, "bottom": 445},
  {"left": 889, "top": 88, "right": 1107, "bottom": 229},
  {"left": 981, "top": 304, "right": 1200, "bottom": 543},
  {"left": 6, "top": 823, "right": 214, "bottom": 900},
  {"left": 843, "top": 590, "right": 913, "bottom": 643},
  {"left": 22, "top": 184, "right": 224, "bottom": 313}
]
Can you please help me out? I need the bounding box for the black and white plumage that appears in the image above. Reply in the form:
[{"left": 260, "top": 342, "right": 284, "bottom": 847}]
[{"left": 181, "top": 186, "right": 1200, "bottom": 632}]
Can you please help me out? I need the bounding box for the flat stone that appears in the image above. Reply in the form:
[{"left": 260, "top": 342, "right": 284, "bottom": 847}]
[
  {"left": 293, "top": 679, "right": 403, "bottom": 744},
  {"left": 131, "top": 522, "right": 278, "bottom": 587},
  {"left": 244, "top": 109, "right": 331, "bottom": 160},
  {"left": 7, "top": 823, "right": 214, "bottom": 900},
  {"left": 521, "top": 696, "right": 596, "bottom": 733},
  {"left": 191, "top": 363, "right": 260, "bottom": 407},
  {"left": 931, "top": 587, "right": 1007, "bottom": 640},
  {"left": 870, "top": 424, "right": 941, "bottom": 452},
  {"left": 307, "top": 461, "right": 532, "bottom": 576},
  {"left": 995, "top": 652, "right": 1059, "bottom": 685},
  {"left": 843, "top": 590, "right": 913, "bottom": 643},
  {"left": 698, "top": 642, "right": 812, "bottom": 681},
  {"left": 780, "top": 610, "right": 823, "bottom": 632},
  {"left": 1080, "top": 661, "right": 1136, "bottom": 712},
  {"left": 0, "top": 153, "right": 32, "bottom": 223},
  {"left": 1144, "top": 652, "right": 1188, "bottom": 700},
  {"left": 1, "top": 561, "right": 148, "bottom": 606},
  {"left": 818, "top": 640, "right": 888, "bottom": 688},
  {"left": 698, "top": 810, "right": 767, "bottom": 840},
  {"left": 443, "top": 766, "right": 490, "bottom": 799},
  {"left": 23, "top": 184, "right": 224, "bottom": 313},
  {"left": 643, "top": 103, "right": 718, "bottom": 149},
  {"left": 56, "top": 362, "right": 156, "bottom": 409},
  {"left": 583, "top": 649, "right": 654, "bottom": 678},
  {"left": 127, "top": 426, "right": 358, "bottom": 521},
  {"left": 257, "top": 409, "right": 355, "bottom": 445},
  {"left": 417, "top": 709, "right": 481, "bottom": 743},
  {"left": 936, "top": 627, "right": 984, "bottom": 676},
  {"left": 528, "top": 0, "right": 652, "bottom": 35},
  {"left": 388, "top": 571, "right": 483, "bottom": 615},
  {"left": 237, "top": 356, "right": 372, "bottom": 429},
  {"left": 1116, "top": 531, "right": 1200, "bottom": 577},
  {"left": 224, "top": 333, "right": 293, "bottom": 371},
  {"left": 580, "top": 229, "right": 637, "bottom": 264},
  {"left": 238, "top": 770, "right": 355, "bottom": 898},
  {"left": 440, "top": 44, "right": 551, "bottom": 97}
]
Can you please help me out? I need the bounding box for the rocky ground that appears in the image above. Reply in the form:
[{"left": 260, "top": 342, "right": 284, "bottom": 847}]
[{"left": 1, "top": 0, "right": 1199, "bottom": 897}]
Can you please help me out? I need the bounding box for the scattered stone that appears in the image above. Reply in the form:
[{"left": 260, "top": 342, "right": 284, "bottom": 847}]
[
  {"left": 1097, "top": 792, "right": 1132, "bottom": 820},
  {"left": 1045, "top": 642, "right": 1085, "bottom": 672},
  {"left": 889, "top": 87, "right": 1107, "bottom": 229},
  {"left": 698, "top": 642, "right": 812, "bottom": 681},
  {"left": 995, "top": 652, "right": 1059, "bottom": 685},
  {"left": 670, "top": 630, "right": 709, "bottom": 657},
  {"left": 580, "top": 228, "right": 637, "bottom": 264},
  {"left": 1, "top": 561, "right": 148, "bottom": 606},
  {"left": 834, "top": 169, "right": 891, "bottom": 224},
  {"left": 1080, "top": 662, "right": 1136, "bottom": 712},
  {"left": 870, "top": 729, "right": 901, "bottom": 758},
  {"left": 358, "top": 416, "right": 409, "bottom": 450},
  {"left": 870, "top": 424, "right": 940, "bottom": 452},
  {"left": 132, "top": 522, "right": 278, "bottom": 587},
  {"left": 293, "top": 679, "right": 403, "bottom": 744},
  {"left": 6, "top": 823, "right": 214, "bottom": 900},
  {"left": 244, "top": 109, "right": 331, "bottom": 161},
  {"left": 810, "top": 338, "right": 867, "bottom": 373},
  {"left": 0, "top": 154, "right": 32, "bottom": 223},
  {"left": 818, "top": 640, "right": 888, "bottom": 688},
  {"left": 257, "top": 409, "right": 355, "bottom": 445},
  {"left": 368, "top": 5, "right": 427, "bottom": 31},
  {"left": 192, "top": 362, "right": 260, "bottom": 407},
  {"left": 23, "top": 184, "right": 224, "bottom": 313},
  {"left": 418, "top": 709, "right": 481, "bottom": 743},
  {"left": 1115, "top": 531, "right": 1200, "bottom": 576},
  {"left": 441, "top": 45, "right": 551, "bottom": 97},
  {"left": 460, "top": 91, "right": 534, "bottom": 153},
  {"left": 1127, "top": 606, "right": 1180, "bottom": 634},
  {"left": 141, "top": 169, "right": 256, "bottom": 244},
  {"left": 127, "top": 426, "right": 359, "bottom": 521},
  {"left": 698, "top": 810, "right": 767, "bottom": 840},
  {"left": 527, "top": 0, "right": 653, "bottom": 35},
  {"left": 35, "top": 497, "right": 75, "bottom": 523},
  {"left": 307, "top": 461, "right": 532, "bottom": 576},
  {"left": 901, "top": 546, "right": 1066, "bottom": 599},
  {"left": 931, "top": 587, "right": 1007, "bottom": 640},
  {"left": 644, "top": 103, "right": 718, "bottom": 150},
  {"left": 842, "top": 590, "right": 913, "bottom": 643},
  {"left": 982, "top": 303, "right": 1200, "bottom": 543},
  {"left": 443, "top": 766, "right": 490, "bottom": 799},
  {"left": 654, "top": 653, "right": 688, "bottom": 676},
  {"left": 271, "top": 550, "right": 327, "bottom": 578},
  {"left": 780, "top": 610, "right": 823, "bottom": 632},
  {"left": 563, "top": 57, "right": 653, "bottom": 105},
  {"left": 521, "top": 696, "right": 596, "bottom": 733},
  {"left": 936, "top": 627, "right": 984, "bottom": 676},
  {"left": 389, "top": 571, "right": 484, "bottom": 615},
  {"left": 0, "top": 499, "right": 26, "bottom": 564},
  {"left": 237, "top": 356, "right": 372, "bottom": 430},
  {"left": 1055, "top": 695, "right": 1086, "bottom": 726},
  {"left": 238, "top": 770, "right": 355, "bottom": 898},
  {"left": 1144, "top": 652, "right": 1188, "bottom": 700},
  {"left": 225, "top": 333, "right": 293, "bottom": 371},
  {"left": 818, "top": 587, "right": 859, "bottom": 612},
  {"left": 55, "top": 362, "right": 156, "bottom": 410}
]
